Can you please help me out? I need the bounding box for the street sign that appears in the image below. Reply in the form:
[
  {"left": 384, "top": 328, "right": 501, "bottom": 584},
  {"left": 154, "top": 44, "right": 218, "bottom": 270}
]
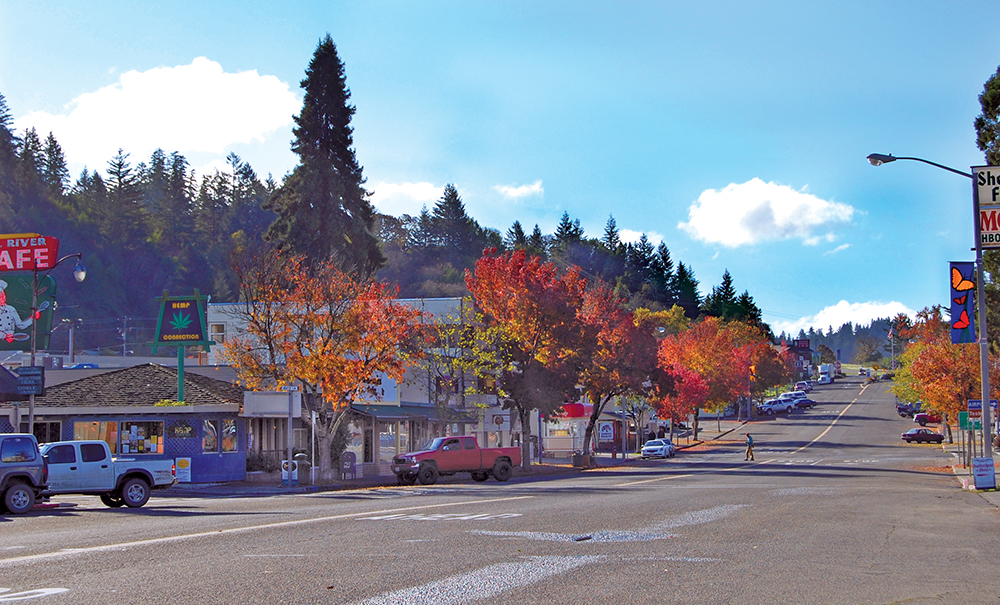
[
  {"left": 959, "top": 411, "right": 970, "bottom": 431},
  {"left": 14, "top": 365, "right": 44, "bottom": 396},
  {"left": 969, "top": 399, "right": 983, "bottom": 420}
]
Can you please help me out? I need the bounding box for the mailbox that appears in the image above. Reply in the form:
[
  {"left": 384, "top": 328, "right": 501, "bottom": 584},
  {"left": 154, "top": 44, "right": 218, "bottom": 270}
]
[{"left": 340, "top": 451, "right": 357, "bottom": 480}]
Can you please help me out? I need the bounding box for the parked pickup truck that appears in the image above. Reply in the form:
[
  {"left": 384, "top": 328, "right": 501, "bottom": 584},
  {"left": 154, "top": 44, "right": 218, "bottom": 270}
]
[
  {"left": 391, "top": 436, "right": 521, "bottom": 486},
  {"left": 0, "top": 433, "right": 48, "bottom": 515},
  {"left": 39, "top": 440, "right": 176, "bottom": 508}
]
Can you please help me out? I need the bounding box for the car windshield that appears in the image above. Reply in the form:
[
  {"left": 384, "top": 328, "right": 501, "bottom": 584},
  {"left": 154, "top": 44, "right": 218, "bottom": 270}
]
[
  {"left": 644, "top": 440, "right": 663, "bottom": 447},
  {"left": 419, "top": 438, "right": 446, "bottom": 451}
]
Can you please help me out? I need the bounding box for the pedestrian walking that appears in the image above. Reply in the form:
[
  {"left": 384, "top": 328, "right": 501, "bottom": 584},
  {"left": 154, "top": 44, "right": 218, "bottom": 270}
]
[{"left": 744, "top": 433, "right": 754, "bottom": 461}]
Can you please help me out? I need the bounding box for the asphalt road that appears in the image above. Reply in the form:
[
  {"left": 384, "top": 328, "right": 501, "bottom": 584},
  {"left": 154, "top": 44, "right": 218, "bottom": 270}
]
[{"left": 3, "top": 377, "right": 999, "bottom": 604}]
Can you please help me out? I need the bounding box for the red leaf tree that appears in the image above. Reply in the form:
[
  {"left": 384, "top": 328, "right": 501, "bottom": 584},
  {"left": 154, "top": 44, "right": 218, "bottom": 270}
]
[{"left": 465, "top": 249, "right": 586, "bottom": 469}]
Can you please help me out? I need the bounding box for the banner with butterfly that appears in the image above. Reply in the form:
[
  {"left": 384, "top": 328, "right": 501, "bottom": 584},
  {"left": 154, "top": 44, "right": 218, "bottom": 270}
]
[{"left": 950, "top": 261, "right": 976, "bottom": 344}]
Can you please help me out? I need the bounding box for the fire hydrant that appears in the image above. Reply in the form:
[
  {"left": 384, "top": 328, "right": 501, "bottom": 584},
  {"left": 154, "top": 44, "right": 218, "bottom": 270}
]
[{"left": 611, "top": 446, "right": 617, "bottom": 460}]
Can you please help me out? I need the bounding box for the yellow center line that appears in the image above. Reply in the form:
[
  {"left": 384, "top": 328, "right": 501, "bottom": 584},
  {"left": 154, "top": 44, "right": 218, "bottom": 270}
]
[{"left": 790, "top": 390, "right": 862, "bottom": 455}]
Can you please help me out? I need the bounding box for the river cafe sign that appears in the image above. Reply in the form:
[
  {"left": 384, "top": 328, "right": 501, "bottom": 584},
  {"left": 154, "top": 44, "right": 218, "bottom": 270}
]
[
  {"left": 0, "top": 234, "right": 60, "bottom": 352},
  {"left": 0, "top": 234, "right": 59, "bottom": 271}
]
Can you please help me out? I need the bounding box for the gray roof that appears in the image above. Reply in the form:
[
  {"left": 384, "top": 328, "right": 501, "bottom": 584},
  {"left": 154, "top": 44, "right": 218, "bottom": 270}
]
[{"left": 30, "top": 363, "right": 243, "bottom": 408}]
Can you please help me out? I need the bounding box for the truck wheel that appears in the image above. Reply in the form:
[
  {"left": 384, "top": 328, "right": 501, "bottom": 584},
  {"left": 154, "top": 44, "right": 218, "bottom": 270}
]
[
  {"left": 471, "top": 471, "right": 489, "bottom": 482},
  {"left": 3, "top": 481, "right": 35, "bottom": 515},
  {"left": 100, "top": 493, "right": 125, "bottom": 508},
  {"left": 417, "top": 465, "right": 438, "bottom": 486},
  {"left": 396, "top": 473, "right": 417, "bottom": 486},
  {"left": 121, "top": 477, "right": 150, "bottom": 508},
  {"left": 492, "top": 460, "right": 513, "bottom": 482}
]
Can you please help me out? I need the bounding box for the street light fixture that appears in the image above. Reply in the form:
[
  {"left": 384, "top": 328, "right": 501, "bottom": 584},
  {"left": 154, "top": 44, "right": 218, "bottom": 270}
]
[
  {"left": 28, "top": 253, "right": 85, "bottom": 434},
  {"left": 867, "top": 153, "right": 991, "bottom": 460}
]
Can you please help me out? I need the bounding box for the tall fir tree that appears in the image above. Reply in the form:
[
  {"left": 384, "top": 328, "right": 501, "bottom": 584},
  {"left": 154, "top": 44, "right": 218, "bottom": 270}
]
[
  {"left": 505, "top": 220, "right": 527, "bottom": 250},
  {"left": 265, "top": 34, "right": 384, "bottom": 277},
  {"left": 673, "top": 261, "right": 701, "bottom": 319}
]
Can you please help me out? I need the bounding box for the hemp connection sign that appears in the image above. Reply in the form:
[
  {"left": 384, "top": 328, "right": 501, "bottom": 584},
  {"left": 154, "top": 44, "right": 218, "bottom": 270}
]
[{"left": 151, "top": 290, "right": 210, "bottom": 351}]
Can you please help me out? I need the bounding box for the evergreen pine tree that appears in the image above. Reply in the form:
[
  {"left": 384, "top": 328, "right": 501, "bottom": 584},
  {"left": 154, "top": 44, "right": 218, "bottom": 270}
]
[
  {"left": 41, "top": 132, "right": 69, "bottom": 199},
  {"left": 526, "top": 224, "right": 547, "bottom": 258},
  {"left": 265, "top": 34, "right": 384, "bottom": 277},
  {"left": 505, "top": 220, "right": 527, "bottom": 250},
  {"left": 673, "top": 262, "right": 701, "bottom": 319},
  {"left": 602, "top": 215, "right": 622, "bottom": 252},
  {"left": 553, "top": 211, "right": 583, "bottom": 243}
]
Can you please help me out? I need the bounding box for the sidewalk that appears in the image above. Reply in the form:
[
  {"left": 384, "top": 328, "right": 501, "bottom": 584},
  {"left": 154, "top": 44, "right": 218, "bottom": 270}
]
[
  {"left": 944, "top": 439, "right": 1000, "bottom": 507},
  {"left": 162, "top": 418, "right": 753, "bottom": 498}
]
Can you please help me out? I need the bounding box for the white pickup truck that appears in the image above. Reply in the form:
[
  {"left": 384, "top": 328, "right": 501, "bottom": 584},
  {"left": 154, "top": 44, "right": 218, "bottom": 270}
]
[{"left": 39, "top": 440, "right": 176, "bottom": 508}]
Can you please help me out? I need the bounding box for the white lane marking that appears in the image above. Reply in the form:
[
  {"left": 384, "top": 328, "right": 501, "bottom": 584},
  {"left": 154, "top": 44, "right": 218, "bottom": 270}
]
[
  {"left": 0, "top": 495, "right": 534, "bottom": 568},
  {"left": 360, "top": 512, "right": 522, "bottom": 521},
  {"left": 472, "top": 504, "right": 745, "bottom": 543},
  {"left": 348, "top": 556, "right": 601, "bottom": 605},
  {"left": 616, "top": 460, "right": 775, "bottom": 486},
  {"left": 0, "top": 588, "right": 69, "bottom": 601}
]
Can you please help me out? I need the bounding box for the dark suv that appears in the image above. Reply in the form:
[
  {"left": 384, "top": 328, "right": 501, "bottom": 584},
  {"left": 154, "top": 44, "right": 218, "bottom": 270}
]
[{"left": 0, "top": 433, "right": 47, "bottom": 514}]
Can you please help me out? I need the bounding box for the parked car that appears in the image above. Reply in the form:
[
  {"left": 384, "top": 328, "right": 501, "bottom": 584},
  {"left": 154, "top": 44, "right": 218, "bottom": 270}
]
[
  {"left": 818, "top": 375, "right": 833, "bottom": 385},
  {"left": 39, "top": 440, "right": 176, "bottom": 508},
  {"left": 896, "top": 401, "right": 921, "bottom": 417},
  {"left": 794, "top": 381, "right": 812, "bottom": 393},
  {"left": 640, "top": 439, "right": 676, "bottom": 459},
  {"left": 901, "top": 428, "right": 944, "bottom": 444},
  {"left": 0, "top": 433, "right": 48, "bottom": 515},
  {"left": 67, "top": 362, "right": 99, "bottom": 369},
  {"left": 913, "top": 411, "right": 942, "bottom": 426},
  {"left": 794, "top": 397, "right": 817, "bottom": 409},
  {"left": 777, "top": 391, "right": 808, "bottom": 402},
  {"left": 758, "top": 399, "right": 794, "bottom": 415},
  {"left": 390, "top": 436, "right": 520, "bottom": 485},
  {"left": 806, "top": 380, "right": 818, "bottom": 388}
]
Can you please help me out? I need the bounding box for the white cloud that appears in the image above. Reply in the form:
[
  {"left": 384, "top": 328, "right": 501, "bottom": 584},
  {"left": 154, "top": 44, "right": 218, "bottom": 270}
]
[
  {"left": 369, "top": 181, "right": 442, "bottom": 216},
  {"left": 824, "top": 244, "right": 850, "bottom": 255},
  {"left": 772, "top": 300, "right": 916, "bottom": 336},
  {"left": 14, "top": 57, "right": 299, "bottom": 172},
  {"left": 619, "top": 229, "right": 664, "bottom": 246},
  {"left": 678, "top": 178, "right": 854, "bottom": 248},
  {"left": 495, "top": 180, "right": 543, "bottom": 198}
]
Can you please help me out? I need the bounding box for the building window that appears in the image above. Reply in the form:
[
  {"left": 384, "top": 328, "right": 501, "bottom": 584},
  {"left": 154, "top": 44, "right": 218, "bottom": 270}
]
[
  {"left": 203, "top": 420, "right": 219, "bottom": 452},
  {"left": 477, "top": 375, "right": 496, "bottom": 393},
  {"left": 19, "top": 420, "right": 61, "bottom": 444},
  {"left": 121, "top": 421, "right": 164, "bottom": 454},
  {"left": 221, "top": 419, "right": 238, "bottom": 452},
  {"left": 74, "top": 421, "right": 118, "bottom": 454},
  {"left": 209, "top": 323, "right": 226, "bottom": 344}
]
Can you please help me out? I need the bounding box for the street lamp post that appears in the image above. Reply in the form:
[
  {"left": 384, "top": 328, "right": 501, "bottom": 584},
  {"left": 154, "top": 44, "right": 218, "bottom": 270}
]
[
  {"left": 866, "top": 153, "right": 991, "bottom": 458},
  {"left": 28, "top": 253, "right": 86, "bottom": 434}
]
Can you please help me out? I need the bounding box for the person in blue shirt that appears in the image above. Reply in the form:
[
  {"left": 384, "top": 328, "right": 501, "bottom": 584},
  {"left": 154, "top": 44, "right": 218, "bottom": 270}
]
[{"left": 744, "top": 433, "right": 754, "bottom": 461}]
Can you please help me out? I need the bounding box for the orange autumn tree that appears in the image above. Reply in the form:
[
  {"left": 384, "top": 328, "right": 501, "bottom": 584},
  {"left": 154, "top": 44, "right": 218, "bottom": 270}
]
[
  {"left": 465, "top": 249, "right": 586, "bottom": 470},
  {"left": 577, "top": 282, "right": 662, "bottom": 456},
  {"left": 657, "top": 317, "right": 758, "bottom": 439},
  {"left": 221, "top": 247, "right": 422, "bottom": 480},
  {"left": 894, "top": 306, "right": 999, "bottom": 442}
]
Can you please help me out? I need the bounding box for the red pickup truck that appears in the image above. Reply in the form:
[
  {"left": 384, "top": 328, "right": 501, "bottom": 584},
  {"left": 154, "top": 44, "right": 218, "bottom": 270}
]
[{"left": 391, "top": 436, "right": 520, "bottom": 486}]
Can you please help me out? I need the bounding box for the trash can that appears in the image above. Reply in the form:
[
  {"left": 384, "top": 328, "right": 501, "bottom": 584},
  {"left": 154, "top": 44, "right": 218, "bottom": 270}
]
[{"left": 572, "top": 451, "right": 583, "bottom": 467}]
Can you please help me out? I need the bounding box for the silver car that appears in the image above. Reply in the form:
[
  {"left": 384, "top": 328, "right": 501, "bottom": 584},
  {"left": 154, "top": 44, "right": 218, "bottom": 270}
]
[{"left": 640, "top": 439, "right": 676, "bottom": 459}]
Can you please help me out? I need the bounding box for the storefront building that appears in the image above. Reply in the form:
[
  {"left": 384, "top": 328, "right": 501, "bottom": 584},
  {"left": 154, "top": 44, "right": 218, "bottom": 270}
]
[{"left": 0, "top": 363, "right": 246, "bottom": 483}]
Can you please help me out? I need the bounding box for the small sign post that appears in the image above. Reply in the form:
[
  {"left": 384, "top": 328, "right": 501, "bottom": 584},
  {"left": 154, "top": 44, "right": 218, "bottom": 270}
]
[
  {"left": 151, "top": 290, "right": 213, "bottom": 403},
  {"left": 972, "top": 457, "right": 996, "bottom": 490}
]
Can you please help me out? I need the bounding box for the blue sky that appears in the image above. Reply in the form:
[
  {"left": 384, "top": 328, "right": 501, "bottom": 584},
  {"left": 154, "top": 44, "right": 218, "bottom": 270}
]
[{"left": 2, "top": 1, "right": 997, "bottom": 336}]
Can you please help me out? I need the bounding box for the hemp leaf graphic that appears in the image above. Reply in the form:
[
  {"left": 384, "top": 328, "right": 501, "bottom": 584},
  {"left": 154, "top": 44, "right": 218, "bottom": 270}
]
[{"left": 169, "top": 311, "right": 193, "bottom": 331}]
